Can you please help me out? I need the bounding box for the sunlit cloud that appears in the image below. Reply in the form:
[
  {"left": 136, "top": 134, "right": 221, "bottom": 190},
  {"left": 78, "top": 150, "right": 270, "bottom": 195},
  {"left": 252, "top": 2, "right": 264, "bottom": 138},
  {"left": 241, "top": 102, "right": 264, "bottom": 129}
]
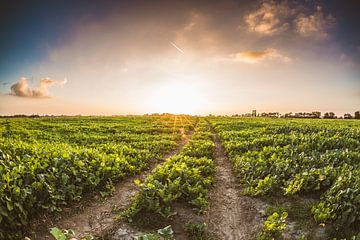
[
  {"left": 245, "top": 0, "right": 294, "bottom": 36},
  {"left": 10, "top": 77, "right": 67, "bottom": 98},
  {"left": 227, "top": 48, "right": 291, "bottom": 63},
  {"left": 245, "top": 1, "right": 335, "bottom": 40},
  {"left": 295, "top": 6, "right": 335, "bottom": 40}
]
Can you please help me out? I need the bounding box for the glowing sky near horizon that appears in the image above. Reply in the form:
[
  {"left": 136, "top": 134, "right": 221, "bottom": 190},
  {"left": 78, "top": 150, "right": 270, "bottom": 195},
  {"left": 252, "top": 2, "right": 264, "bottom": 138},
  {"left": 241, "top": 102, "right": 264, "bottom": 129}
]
[{"left": 0, "top": 0, "right": 359, "bottom": 115}]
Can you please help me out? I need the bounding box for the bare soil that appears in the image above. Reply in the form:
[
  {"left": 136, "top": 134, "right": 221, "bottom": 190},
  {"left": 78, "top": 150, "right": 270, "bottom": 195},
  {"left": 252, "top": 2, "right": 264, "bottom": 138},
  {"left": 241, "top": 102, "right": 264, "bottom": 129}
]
[
  {"left": 168, "top": 203, "right": 205, "bottom": 240},
  {"left": 205, "top": 125, "right": 265, "bottom": 240},
  {"left": 30, "top": 130, "right": 192, "bottom": 240}
]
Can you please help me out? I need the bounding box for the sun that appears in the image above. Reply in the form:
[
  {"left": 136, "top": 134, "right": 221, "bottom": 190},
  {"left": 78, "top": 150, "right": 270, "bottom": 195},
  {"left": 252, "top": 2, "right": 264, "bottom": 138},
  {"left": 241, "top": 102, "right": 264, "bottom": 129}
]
[{"left": 148, "top": 81, "right": 206, "bottom": 114}]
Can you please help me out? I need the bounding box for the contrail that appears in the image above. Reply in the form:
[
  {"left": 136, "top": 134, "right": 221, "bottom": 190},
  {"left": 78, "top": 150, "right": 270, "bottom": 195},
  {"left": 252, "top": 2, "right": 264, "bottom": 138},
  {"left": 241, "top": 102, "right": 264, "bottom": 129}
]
[{"left": 169, "top": 41, "right": 184, "bottom": 54}]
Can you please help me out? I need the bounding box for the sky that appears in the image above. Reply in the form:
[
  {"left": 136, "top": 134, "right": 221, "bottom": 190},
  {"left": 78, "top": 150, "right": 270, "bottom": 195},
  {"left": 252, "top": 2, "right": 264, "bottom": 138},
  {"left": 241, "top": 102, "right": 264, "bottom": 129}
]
[{"left": 0, "top": 0, "right": 359, "bottom": 116}]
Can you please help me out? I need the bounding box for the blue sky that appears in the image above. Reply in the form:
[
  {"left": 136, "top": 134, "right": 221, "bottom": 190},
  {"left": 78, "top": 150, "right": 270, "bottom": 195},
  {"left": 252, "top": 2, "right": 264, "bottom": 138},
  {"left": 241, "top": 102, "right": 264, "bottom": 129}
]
[{"left": 0, "top": 1, "right": 112, "bottom": 86}]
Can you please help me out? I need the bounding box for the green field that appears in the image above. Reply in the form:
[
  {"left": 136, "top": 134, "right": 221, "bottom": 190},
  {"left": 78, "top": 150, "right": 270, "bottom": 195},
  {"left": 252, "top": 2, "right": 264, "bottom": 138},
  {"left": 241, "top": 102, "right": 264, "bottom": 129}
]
[
  {"left": 209, "top": 117, "right": 360, "bottom": 239},
  {"left": 0, "top": 116, "right": 359, "bottom": 239}
]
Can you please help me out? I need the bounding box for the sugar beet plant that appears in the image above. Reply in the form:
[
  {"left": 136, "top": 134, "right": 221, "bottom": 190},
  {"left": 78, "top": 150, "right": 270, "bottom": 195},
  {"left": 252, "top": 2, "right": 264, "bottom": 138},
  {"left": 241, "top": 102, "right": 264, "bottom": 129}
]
[
  {"left": 209, "top": 117, "right": 360, "bottom": 237},
  {"left": 0, "top": 115, "right": 196, "bottom": 239},
  {"left": 124, "top": 119, "right": 216, "bottom": 220}
]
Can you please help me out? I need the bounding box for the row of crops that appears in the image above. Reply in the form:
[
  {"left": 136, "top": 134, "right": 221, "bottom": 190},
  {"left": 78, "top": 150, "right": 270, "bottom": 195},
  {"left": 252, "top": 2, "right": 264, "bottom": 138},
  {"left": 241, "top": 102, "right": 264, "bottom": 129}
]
[
  {"left": 209, "top": 117, "right": 360, "bottom": 239},
  {"left": 125, "top": 119, "right": 216, "bottom": 229},
  {"left": 0, "top": 115, "right": 196, "bottom": 239}
]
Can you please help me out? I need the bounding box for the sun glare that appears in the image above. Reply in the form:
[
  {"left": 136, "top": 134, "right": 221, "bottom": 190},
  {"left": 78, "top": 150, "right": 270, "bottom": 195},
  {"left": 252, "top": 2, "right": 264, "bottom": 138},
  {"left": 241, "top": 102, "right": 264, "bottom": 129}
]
[{"left": 149, "top": 82, "right": 205, "bottom": 114}]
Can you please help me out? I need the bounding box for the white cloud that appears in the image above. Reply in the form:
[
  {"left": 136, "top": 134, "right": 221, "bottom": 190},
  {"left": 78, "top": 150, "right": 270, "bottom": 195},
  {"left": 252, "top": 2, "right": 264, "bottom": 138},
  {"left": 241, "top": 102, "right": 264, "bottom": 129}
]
[{"left": 10, "top": 77, "right": 67, "bottom": 98}]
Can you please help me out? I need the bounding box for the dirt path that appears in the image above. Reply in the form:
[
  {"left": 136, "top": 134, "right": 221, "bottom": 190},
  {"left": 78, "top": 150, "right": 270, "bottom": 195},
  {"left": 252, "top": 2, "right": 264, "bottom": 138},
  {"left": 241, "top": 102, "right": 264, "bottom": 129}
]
[
  {"left": 30, "top": 130, "right": 193, "bottom": 240},
  {"left": 206, "top": 125, "right": 265, "bottom": 240}
]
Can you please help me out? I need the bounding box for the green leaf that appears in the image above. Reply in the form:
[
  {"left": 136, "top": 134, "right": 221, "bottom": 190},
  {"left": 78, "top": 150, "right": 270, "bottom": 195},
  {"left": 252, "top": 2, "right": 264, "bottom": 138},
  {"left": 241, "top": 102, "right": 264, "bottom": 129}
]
[
  {"left": 50, "top": 227, "right": 66, "bottom": 240},
  {"left": 157, "top": 225, "right": 173, "bottom": 237}
]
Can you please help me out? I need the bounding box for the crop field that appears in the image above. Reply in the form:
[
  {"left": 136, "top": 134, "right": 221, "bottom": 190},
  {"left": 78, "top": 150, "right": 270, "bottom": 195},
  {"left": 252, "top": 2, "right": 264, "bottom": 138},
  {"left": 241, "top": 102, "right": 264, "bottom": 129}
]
[
  {"left": 0, "top": 115, "right": 196, "bottom": 239},
  {"left": 0, "top": 116, "right": 359, "bottom": 240},
  {"left": 209, "top": 118, "right": 360, "bottom": 239}
]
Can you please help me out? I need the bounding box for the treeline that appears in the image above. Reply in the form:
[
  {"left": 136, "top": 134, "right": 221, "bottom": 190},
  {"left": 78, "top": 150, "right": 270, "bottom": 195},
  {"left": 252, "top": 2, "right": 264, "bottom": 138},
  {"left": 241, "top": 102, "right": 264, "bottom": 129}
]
[
  {"left": 0, "top": 114, "right": 73, "bottom": 118},
  {"left": 1, "top": 111, "right": 360, "bottom": 119},
  {"left": 232, "top": 111, "right": 360, "bottom": 119}
]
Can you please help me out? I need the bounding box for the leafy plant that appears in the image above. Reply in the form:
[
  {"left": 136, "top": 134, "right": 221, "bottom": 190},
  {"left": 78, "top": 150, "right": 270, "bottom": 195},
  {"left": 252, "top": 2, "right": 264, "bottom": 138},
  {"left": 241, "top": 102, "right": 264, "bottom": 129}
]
[
  {"left": 136, "top": 225, "right": 174, "bottom": 240},
  {"left": 209, "top": 116, "right": 360, "bottom": 236},
  {"left": 50, "top": 227, "right": 74, "bottom": 240},
  {"left": 0, "top": 115, "right": 197, "bottom": 239},
  {"left": 157, "top": 225, "right": 174, "bottom": 238},
  {"left": 257, "top": 212, "right": 288, "bottom": 240},
  {"left": 125, "top": 120, "right": 215, "bottom": 219},
  {"left": 185, "top": 221, "right": 207, "bottom": 240}
]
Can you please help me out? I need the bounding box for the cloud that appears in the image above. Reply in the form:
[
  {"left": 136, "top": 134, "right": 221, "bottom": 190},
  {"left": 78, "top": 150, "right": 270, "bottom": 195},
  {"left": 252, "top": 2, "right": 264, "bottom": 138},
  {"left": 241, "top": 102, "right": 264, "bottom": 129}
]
[
  {"left": 245, "top": 0, "right": 294, "bottom": 36},
  {"left": 10, "top": 77, "right": 67, "bottom": 98},
  {"left": 228, "top": 48, "right": 291, "bottom": 63},
  {"left": 245, "top": 1, "right": 335, "bottom": 40},
  {"left": 295, "top": 6, "right": 335, "bottom": 39}
]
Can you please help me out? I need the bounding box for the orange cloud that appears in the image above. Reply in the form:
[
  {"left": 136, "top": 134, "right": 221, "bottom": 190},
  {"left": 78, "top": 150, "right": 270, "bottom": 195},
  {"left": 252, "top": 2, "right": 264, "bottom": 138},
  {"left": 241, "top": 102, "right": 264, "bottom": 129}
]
[
  {"left": 10, "top": 77, "right": 67, "bottom": 98},
  {"left": 229, "top": 48, "right": 291, "bottom": 63}
]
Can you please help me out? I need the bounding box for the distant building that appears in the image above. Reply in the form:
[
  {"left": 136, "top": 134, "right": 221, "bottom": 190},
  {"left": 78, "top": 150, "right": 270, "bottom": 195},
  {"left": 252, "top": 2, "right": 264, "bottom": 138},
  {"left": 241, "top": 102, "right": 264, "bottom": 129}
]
[{"left": 252, "top": 110, "right": 257, "bottom": 117}]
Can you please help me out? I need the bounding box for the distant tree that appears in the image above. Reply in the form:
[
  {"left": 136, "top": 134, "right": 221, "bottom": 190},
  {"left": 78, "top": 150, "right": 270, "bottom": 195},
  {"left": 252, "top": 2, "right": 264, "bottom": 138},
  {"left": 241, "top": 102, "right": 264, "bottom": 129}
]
[
  {"left": 324, "top": 112, "right": 336, "bottom": 119},
  {"left": 344, "top": 113, "right": 353, "bottom": 119},
  {"left": 355, "top": 111, "right": 360, "bottom": 119},
  {"left": 284, "top": 112, "right": 292, "bottom": 118},
  {"left": 312, "top": 112, "right": 321, "bottom": 118}
]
